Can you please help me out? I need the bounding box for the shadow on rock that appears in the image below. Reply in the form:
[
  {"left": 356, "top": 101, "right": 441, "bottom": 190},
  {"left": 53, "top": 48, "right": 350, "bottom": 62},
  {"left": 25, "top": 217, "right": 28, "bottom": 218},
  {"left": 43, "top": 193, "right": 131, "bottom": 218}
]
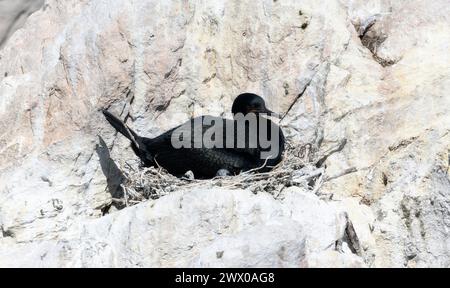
[{"left": 96, "top": 135, "right": 126, "bottom": 211}]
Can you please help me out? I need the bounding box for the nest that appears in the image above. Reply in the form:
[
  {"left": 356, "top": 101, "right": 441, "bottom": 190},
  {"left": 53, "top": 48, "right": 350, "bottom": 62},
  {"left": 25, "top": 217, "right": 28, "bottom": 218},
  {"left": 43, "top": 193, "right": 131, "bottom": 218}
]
[{"left": 113, "top": 140, "right": 331, "bottom": 207}]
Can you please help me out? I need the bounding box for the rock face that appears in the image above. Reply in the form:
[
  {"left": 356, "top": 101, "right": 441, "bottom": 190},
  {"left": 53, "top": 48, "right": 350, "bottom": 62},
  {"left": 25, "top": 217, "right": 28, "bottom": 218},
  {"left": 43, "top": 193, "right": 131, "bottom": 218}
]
[
  {"left": 0, "top": 0, "right": 44, "bottom": 48},
  {"left": 0, "top": 0, "right": 449, "bottom": 267},
  {"left": 0, "top": 188, "right": 358, "bottom": 267}
]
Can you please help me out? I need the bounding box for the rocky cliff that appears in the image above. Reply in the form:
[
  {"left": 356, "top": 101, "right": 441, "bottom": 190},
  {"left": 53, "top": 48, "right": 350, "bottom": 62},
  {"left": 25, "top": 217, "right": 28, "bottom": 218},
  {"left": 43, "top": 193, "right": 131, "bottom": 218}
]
[
  {"left": 0, "top": 0, "right": 449, "bottom": 267},
  {"left": 0, "top": 0, "right": 44, "bottom": 48}
]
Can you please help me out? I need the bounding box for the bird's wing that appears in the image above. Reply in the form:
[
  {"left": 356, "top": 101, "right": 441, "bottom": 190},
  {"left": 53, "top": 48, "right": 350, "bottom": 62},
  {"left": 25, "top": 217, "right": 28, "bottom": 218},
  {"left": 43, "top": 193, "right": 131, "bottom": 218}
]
[
  {"left": 172, "top": 116, "right": 260, "bottom": 156},
  {"left": 142, "top": 116, "right": 261, "bottom": 176}
]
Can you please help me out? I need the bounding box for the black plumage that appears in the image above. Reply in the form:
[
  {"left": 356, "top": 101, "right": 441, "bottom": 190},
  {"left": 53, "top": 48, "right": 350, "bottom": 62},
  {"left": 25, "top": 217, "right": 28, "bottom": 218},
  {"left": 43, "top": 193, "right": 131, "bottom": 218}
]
[{"left": 102, "top": 93, "right": 285, "bottom": 179}]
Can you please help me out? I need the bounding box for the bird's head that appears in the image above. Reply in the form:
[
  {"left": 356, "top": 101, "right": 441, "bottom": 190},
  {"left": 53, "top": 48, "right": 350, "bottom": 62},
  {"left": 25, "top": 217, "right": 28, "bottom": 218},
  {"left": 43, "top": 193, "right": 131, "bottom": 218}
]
[{"left": 231, "top": 93, "right": 279, "bottom": 117}]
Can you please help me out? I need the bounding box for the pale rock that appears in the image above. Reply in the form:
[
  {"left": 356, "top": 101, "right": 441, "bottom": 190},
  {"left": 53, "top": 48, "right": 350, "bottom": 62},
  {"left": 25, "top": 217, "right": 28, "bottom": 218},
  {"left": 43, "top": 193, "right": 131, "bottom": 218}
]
[
  {"left": 0, "top": 0, "right": 44, "bottom": 48},
  {"left": 0, "top": 188, "right": 359, "bottom": 267},
  {"left": 300, "top": 250, "right": 366, "bottom": 268},
  {"left": 0, "top": 0, "right": 449, "bottom": 267}
]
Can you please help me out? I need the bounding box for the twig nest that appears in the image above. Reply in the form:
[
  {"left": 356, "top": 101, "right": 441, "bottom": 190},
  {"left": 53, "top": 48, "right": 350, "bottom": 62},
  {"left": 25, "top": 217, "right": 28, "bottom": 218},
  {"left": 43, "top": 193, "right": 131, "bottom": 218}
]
[{"left": 116, "top": 140, "right": 338, "bottom": 207}]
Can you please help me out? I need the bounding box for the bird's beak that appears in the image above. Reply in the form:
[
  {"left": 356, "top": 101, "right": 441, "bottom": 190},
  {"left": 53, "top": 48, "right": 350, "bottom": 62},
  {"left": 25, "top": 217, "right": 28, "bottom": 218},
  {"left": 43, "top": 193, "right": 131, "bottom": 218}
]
[
  {"left": 247, "top": 107, "right": 281, "bottom": 118},
  {"left": 262, "top": 108, "right": 281, "bottom": 118}
]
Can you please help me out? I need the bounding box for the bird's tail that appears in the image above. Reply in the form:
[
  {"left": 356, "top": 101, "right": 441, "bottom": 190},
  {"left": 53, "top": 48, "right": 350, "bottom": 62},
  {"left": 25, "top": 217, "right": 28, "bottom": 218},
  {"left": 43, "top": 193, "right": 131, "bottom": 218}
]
[{"left": 102, "top": 110, "right": 142, "bottom": 153}]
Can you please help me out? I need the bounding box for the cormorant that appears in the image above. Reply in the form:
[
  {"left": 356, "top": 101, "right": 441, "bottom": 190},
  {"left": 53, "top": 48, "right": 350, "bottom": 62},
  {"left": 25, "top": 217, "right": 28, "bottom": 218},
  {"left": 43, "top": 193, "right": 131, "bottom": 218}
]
[{"left": 102, "top": 93, "right": 285, "bottom": 179}]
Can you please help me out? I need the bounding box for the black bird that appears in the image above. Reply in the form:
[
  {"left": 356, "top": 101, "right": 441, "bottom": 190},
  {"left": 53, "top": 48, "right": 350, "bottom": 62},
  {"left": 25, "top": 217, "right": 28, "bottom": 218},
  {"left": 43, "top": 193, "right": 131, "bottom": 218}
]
[{"left": 102, "top": 93, "right": 285, "bottom": 179}]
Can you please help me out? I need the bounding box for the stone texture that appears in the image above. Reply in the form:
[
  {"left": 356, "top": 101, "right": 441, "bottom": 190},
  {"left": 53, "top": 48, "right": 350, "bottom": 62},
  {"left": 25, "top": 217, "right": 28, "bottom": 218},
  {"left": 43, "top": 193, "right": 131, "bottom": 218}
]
[
  {"left": 0, "top": 0, "right": 449, "bottom": 267},
  {"left": 0, "top": 188, "right": 354, "bottom": 267},
  {"left": 0, "top": 0, "right": 44, "bottom": 48}
]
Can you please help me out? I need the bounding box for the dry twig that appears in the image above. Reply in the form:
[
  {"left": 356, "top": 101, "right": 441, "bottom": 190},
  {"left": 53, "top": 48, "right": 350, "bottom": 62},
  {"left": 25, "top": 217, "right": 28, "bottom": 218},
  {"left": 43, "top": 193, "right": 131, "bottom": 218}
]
[{"left": 117, "top": 139, "right": 334, "bottom": 206}]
